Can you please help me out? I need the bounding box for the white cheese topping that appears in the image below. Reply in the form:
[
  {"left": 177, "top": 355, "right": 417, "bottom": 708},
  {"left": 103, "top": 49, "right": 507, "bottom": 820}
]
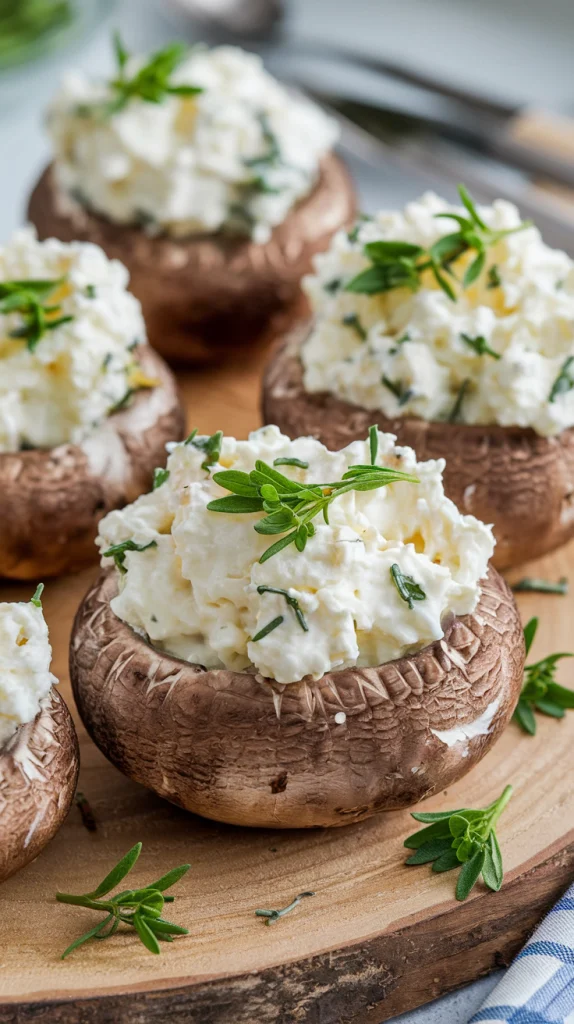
[
  {"left": 97, "top": 425, "right": 493, "bottom": 685},
  {"left": 0, "top": 597, "right": 57, "bottom": 750},
  {"left": 47, "top": 45, "right": 339, "bottom": 245},
  {"left": 302, "top": 192, "right": 574, "bottom": 437},
  {"left": 0, "top": 228, "right": 147, "bottom": 452}
]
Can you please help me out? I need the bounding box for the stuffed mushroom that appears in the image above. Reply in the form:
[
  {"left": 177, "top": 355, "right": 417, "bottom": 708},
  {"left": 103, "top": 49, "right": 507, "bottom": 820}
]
[
  {"left": 28, "top": 37, "right": 356, "bottom": 364},
  {"left": 70, "top": 426, "right": 524, "bottom": 829},
  {"left": 262, "top": 188, "right": 574, "bottom": 569},
  {"left": 0, "top": 228, "right": 184, "bottom": 580},
  {"left": 0, "top": 587, "right": 79, "bottom": 883}
]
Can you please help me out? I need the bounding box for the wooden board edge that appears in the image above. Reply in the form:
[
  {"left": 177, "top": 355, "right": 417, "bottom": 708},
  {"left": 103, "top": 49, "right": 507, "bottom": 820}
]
[{"left": 2, "top": 837, "right": 572, "bottom": 1024}]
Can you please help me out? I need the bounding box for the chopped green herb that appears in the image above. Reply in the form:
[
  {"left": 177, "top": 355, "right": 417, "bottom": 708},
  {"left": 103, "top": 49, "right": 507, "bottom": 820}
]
[
  {"left": 256, "top": 585, "right": 308, "bottom": 632},
  {"left": 85, "top": 284, "right": 97, "bottom": 299},
  {"left": 30, "top": 583, "right": 44, "bottom": 608},
  {"left": 324, "top": 278, "right": 341, "bottom": 294},
  {"left": 0, "top": 277, "right": 73, "bottom": 351},
  {"left": 512, "top": 577, "right": 568, "bottom": 595},
  {"left": 487, "top": 265, "right": 501, "bottom": 289},
  {"left": 103, "top": 33, "right": 203, "bottom": 117},
  {"left": 184, "top": 429, "right": 223, "bottom": 471},
  {"left": 102, "top": 353, "right": 113, "bottom": 370},
  {"left": 369, "top": 424, "right": 378, "bottom": 466},
  {"left": 109, "top": 388, "right": 135, "bottom": 414},
  {"left": 255, "top": 891, "right": 315, "bottom": 926},
  {"left": 382, "top": 375, "right": 413, "bottom": 406},
  {"left": 103, "top": 539, "right": 158, "bottom": 575},
  {"left": 345, "top": 185, "right": 529, "bottom": 302},
  {"left": 252, "top": 615, "right": 284, "bottom": 642},
  {"left": 460, "top": 333, "right": 500, "bottom": 360},
  {"left": 513, "top": 617, "right": 574, "bottom": 735},
  {"left": 273, "top": 457, "right": 309, "bottom": 470},
  {"left": 342, "top": 312, "right": 367, "bottom": 341},
  {"left": 390, "top": 564, "right": 426, "bottom": 609},
  {"left": 549, "top": 356, "right": 574, "bottom": 403},
  {"left": 57, "top": 843, "right": 189, "bottom": 959},
  {"left": 389, "top": 331, "right": 411, "bottom": 355},
  {"left": 152, "top": 467, "right": 170, "bottom": 490},
  {"left": 404, "top": 785, "right": 512, "bottom": 900},
  {"left": 448, "top": 379, "right": 470, "bottom": 423}
]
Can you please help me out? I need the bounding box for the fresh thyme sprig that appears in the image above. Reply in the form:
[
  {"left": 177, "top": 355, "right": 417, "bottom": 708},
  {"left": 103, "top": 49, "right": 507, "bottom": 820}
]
[
  {"left": 460, "top": 333, "right": 501, "bottom": 360},
  {"left": 30, "top": 583, "right": 44, "bottom": 607},
  {"left": 104, "top": 33, "right": 203, "bottom": 116},
  {"left": 512, "top": 577, "right": 568, "bottom": 595},
  {"left": 103, "top": 538, "right": 157, "bottom": 575},
  {"left": 0, "top": 278, "right": 73, "bottom": 351},
  {"left": 345, "top": 185, "right": 530, "bottom": 302},
  {"left": 513, "top": 618, "right": 574, "bottom": 735},
  {"left": 206, "top": 429, "right": 419, "bottom": 563},
  {"left": 549, "top": 356, "right": 574, "bottom": 403},
  {"left": 57, "top": 843, "right": 190, "bottom": 958},
  {"left": 255, "top": 891, "right": 315, "bottom": 925},
  {"left": 185, "top": 428, "right": 223, "bottom": 471},
  {"left": 404, "top": 785, "right": 512, "bottom": 900},
  {"left": 390, "top": 564, "right": 426, "bottom": 609}
]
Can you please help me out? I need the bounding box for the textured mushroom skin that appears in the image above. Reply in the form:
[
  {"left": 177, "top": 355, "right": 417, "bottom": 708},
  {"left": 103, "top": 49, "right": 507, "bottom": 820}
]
[
  {"left": 27, "top": 157, "right": 356, "bottom": 365},
  {"left": 262, "top": 327, "right": 574, "bottom": 570},
  {"left": 70, "top": 567, "right": 524, "bottom": 829},
  {"left": 0, "top": 346, "right": 185, "bottom": 580},
  {"left": 0, "top": 688, "right": 79, "bottom": 883}
]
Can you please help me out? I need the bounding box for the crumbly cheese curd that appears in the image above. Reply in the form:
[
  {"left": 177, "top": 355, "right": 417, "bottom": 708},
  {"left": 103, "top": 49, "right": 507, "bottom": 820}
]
[
  {"left": 47, "top": 45, "right": 339, "bottom": 244},
  {"left": 0, "top": 228, "right": 146, "bottom": 452},
  {"left": 302, "top": 192, "right": 574, "bottom": 437},
  {"left": 97, "top": 426, "right": 493, "bottom": 685},
  {"left": 0, "top": 597, "right": 57, "bottom": 749}
]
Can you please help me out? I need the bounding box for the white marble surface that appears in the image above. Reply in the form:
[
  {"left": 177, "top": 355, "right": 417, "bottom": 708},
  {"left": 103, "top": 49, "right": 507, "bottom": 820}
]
[{"left": 1, "top": 1, "right": 566, "bottom": 1018}]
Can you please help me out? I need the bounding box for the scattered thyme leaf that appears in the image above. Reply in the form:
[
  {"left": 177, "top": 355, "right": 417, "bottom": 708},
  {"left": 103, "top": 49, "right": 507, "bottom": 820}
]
[
  {"left": 487, "top": 265, "right": 501, "bottom": 289},
  {"left": 382, "top": 375, "right": 414, "bottom": 407},
  {"left": 185, "top": 429, "right": 223, "bottom": 471},
  {"left": 104, "top": 34, "right": 203, "bottom": 117},
  {"left": 513, "top": 618, "right": 574, "bottom": 735},
  {"left": 85, "top": 284, "right": 97, "bottom": 298},
  {"left": 75, "top": 791, "right": 97, "bottom": 833},
  {"left": 57, "top": 843, "right": 190, "bottom": 958},
  {"left": 549, "top": 356, "right": 574, "bottom": 403},
  {"left": 273, "top": 457, "right": 309, "bottom": 469},
  {"left": 448, "top": 379, "right": 470, "bottom": 423},
  {"left": 369, "top": 424, "right": 378, "bottom": 466},
  {"left": 0, "top": 277, "right": 73, "bottom": 351},
  {"left": 152, "top": 467, "right": 170, "bottom": 490},
  {"left": 342, "top": 312, "right": 367, "bottom": 341},
  {"left": 390, "top": 564, "right": 426, "bottom": 609},
  {"left": 30, "top": 583, "right": 44, "bottom": 607},
  {"left": 256, "top": 585, "right": 308, "bottom": 632},
  {"left": 324, "top": 278, "right": 341, "bottom": 294},
  {"left": 460, "top": 333, "right": 500, "bottom": 360},
  {"left": 512, "top": 577, "right": 568, "bottom": 595},
  {"left": 103, "top": 539, "right": 158, "bottom": 575},
  {"left": 404, "top": 785, "right": 512, "bottom": 900},
  {"left": 255, "top": 891, "right": 315, "bottom": 925},
  {"left": 251, "top": 614, "right": 284, "bottom": 642}
]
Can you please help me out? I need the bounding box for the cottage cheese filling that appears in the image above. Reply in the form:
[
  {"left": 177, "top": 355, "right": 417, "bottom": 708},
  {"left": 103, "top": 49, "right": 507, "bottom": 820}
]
[
  {"left": 302, "top": 192, "right": 574, "bottom": 437},
  {"left": 47, "top": 44, "right": 339, "bottom": 245},
  {"left": 97, "top": 426, "right": 493, "bottom": 685},
  {"left": 0, "top": 593, "right": 56, "bottom": 749},
  {"left": 0, "top": 228, "right": 147, "bottom": 452}
]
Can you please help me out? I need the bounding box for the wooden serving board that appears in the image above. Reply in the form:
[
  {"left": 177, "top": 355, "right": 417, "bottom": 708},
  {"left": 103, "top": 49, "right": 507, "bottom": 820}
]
[{"left": 1, "top": 338, "right": 574, "bottom": 1024}]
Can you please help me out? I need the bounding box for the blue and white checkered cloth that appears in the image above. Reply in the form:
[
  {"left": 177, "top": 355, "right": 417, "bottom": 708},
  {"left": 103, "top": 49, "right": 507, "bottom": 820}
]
[{"left": 469, "top": 883, "right": 574, "bottom": 1023}]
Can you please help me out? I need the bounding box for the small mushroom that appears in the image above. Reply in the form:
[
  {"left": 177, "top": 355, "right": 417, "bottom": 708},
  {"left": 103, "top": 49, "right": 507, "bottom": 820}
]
[
  {"left": 262, "top": 327, "right": 574, "bottom": 570},
  {"left": 0, "top": 689, "right": 79, "bottom": 883},
  {"left": 27, "top": 157, "right": 356, "bottom": 365},
  {"left": 70, "top": 565, "right": 524, "bottom": 829},
  {"left": 0, "top": 346, "right": 185, "bottom": 579}
]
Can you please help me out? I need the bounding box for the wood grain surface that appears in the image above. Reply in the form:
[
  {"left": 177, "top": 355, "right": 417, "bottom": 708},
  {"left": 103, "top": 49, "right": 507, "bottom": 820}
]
[{"left": 1, "top": 336, "right": 573, "bottom": 1024}]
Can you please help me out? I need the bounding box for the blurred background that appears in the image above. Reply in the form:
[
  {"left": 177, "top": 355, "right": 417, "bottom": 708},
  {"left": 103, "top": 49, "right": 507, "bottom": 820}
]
[{"left": 0, "top": 1, "right": 572, "bottom": 1020}]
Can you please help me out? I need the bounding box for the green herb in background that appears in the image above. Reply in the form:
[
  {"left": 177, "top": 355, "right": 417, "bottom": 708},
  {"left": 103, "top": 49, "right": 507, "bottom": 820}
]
[
  {"left": 460, "top": 333, "right": 501, "bottom": 360},
  {"left": 0, "top": 0, "right": 71, "bottom": 65},
  {"left": 102, "top": 33, "right": 203, "bottom": 116},
  {"left": 549, "top": 356, "right": 574, "bottom": 403},
  {"left": 404, "top": 785, "right": 512, "bottom": 900},
  {"left": 448, "top": 379, "right": 470, "bottom": 423},
  {"left": 345, "top": 185, "right": 529, "bottom": 302},
  {"left": 255, "top": 891, "right": 315, "bottom": 925},
  {"left": 30, "top": 582, "right": 44, "bottom": 607},
  {"left": 382, "top": 375, "right": 414, "bottom": 406},
  {"left": 207, "top": 428, "right": 419, "bottom": 563},
  {"left": 512, "top": 577, "right": 568, "bottom": 595},
  {"left": 513, "top": 618, "right": 574, "bottom": 735},
  {"left": 57, "top": 843, "right": 190, "bottom": 958},
  {"left": 342, "top": 312, "right": 367, "bottom": 341},
  {"left": 0, "top": 278, "right": 73, "bottom": 351}
]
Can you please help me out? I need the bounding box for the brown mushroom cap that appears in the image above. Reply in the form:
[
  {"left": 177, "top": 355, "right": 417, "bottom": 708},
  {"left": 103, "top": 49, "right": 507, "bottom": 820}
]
[
  {"left": 27, "top": 157, "right": 356, "bottom": 365},
  {"left": 0, "top": 345, "right": 185, "bottom": 580},
  {"left": 0, "top": 688, "right": 79, "bottom": 883},
  {"left": 70, "top": 565, "right": 524, "bottom": 830},
  {"left": 262, "top": 326, "right": 574, "bottom": 570}
]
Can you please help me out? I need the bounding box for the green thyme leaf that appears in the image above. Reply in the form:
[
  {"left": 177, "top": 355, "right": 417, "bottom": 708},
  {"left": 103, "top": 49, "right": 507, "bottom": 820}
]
[
  {"left": 342, "top": 312, "right": 367, "bottom": 341},
  {"left": 0, "top": 277, "right": 73, "bottom": 351},
  {"left": 448, "top": 379, "right": 470, "bottom": 423},
  {"left": 255, "top": 891, "right": 315, "bottom": 926},
  {"left": 487, "top": 265, "right": 501, "bottom": 289},
  {"left": 152, "top": 467, "right": 170, "bottom": 490},
  {"left": 185, "top": 429, "right": 223, "bottom": 470},
  {"left": 105, "top": 34, "right": 203, "bottom": 116},
  {"left": 382, "top": 375, "right": 414, "bottom": 406},
  {"left": 273, "top": 457, "right": 309, "bottom": 469},
  {"left": 390, "top": 563, "right": 426, "bottom": 609},
  {"left": 549, "top": 356, "right": 574, "bottom": 403},
  {"left": 252, "top": 615, "right": 284, "bottom": 642},
  {"left": 513, "top": 617, "right": 574, "bottom": 734},
  {"left": 512, "top": 577, "right": 568, "bottom": 595},
  {"left": 324, "top": 278, "right": 341, "bottom": 294},
  {"left": 256, "top": 585, "right": 309, "bottom": 632},
  {"left": 369, "top": 424, "right": 378, "bottom": 466},
  {"left": 460, "top": 333, "right": 500, "bottom": 360},
  {"left": 103, "top": 539, "right": 158, "bottom": 574},
  {"left": 30, "top": 583, "right": 44, "bottom": 608}
]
